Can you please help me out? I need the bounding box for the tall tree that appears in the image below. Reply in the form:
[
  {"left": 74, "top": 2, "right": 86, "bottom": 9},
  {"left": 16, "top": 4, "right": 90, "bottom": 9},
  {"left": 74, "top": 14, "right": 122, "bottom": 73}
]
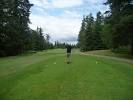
[
  {"left": 104, "top": 0, "right": 133, "bottom": 54},
  {"left": 0, "top": 0, "right": 33, "bottom": 56},
  {"left": 93, "top": 11, "right": 105, "bottom": 49},
  {"left": 78, "top": 13, "right": 106, "bottom": 51},
  {"left": 36, "top": 27, "right": 47, "bottom": 50},
  {"left": 84, "top": 13, "right": 95, "bottom": 51},
  {"left": 78, "top": 16, "right": 86, "bottom": 51}
]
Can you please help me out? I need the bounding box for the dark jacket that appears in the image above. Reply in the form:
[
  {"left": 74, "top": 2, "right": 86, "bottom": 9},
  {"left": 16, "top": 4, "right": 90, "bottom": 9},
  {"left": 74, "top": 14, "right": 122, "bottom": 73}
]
[{"left": 66, "top": 45, "right": 72, "bottom": 53}]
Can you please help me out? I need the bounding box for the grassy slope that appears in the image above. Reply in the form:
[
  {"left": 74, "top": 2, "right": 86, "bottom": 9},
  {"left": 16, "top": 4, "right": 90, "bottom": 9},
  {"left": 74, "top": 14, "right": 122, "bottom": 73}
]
[
  {"left": 85, "top": 50, "right": 133, "bottom": 59},
  {"left": 0, "top": 49, "right": 133, "bottom": 100}
]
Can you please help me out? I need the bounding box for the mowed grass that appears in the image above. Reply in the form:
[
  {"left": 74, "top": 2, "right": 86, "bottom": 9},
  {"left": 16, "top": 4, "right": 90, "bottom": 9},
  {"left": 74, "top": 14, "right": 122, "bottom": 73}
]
[
  {"left": 85, "top": 50, "right": 133, "bottom": 59},
  {"left": 0, "top": 49, "right": 133, "bottom": 100}
]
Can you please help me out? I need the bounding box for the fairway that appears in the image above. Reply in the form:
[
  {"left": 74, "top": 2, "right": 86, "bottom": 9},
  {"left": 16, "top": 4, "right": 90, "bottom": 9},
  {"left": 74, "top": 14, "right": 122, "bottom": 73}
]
[{"left": 0, "top": 49, "right": 133, "bottom": 100}]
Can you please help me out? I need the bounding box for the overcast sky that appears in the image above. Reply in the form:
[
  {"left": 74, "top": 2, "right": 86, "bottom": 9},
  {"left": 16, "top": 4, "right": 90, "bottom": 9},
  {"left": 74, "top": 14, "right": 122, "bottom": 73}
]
[{"left": 29, "top": 0, "right": 109, "bottom": 44}]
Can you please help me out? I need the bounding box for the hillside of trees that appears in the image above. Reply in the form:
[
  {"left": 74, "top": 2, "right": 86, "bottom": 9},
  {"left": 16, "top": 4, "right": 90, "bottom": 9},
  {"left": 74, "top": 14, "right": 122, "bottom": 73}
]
[
  {"left": 78, "top": 0, "right": 133, "bottom": 55},
  {"left": 78, "top": 12, "right": 106, "bottom": 51},
  {"left": 0, "top": 0, "right": 78, "bottom": 57},
  {"left": 0, "top": 0, "right": 53, "bottom": 57},
  {"left": 1, "top": 0, "right": 133, "bottom": 57}
]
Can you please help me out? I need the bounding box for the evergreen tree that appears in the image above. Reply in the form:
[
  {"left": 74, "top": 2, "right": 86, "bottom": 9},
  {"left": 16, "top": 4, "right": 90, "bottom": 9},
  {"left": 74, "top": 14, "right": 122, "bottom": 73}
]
[
  {"left": 78, "top": 16, "right": 86, "bottom": 51},
  {"left": 0, "top": 0, "right": 33, "bottom": 56},
  {"left": 36, "top": 27, "right": 47, "bottom": 50},
  {"left": 84, "top": 13, "right": 95, "bottom": 51},
  {"left": 104, "top": 0, "right": 133, "bottom": 54},
  {"left": 93, "top": 11, "right": 105, "bottom": 49},
  {"left": 78, "top": 13, "right": 106, "bottom": 51}
]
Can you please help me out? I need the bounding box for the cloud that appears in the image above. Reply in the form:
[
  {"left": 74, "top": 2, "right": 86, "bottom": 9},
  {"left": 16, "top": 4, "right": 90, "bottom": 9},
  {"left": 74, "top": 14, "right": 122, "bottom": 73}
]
[
  {"left": 60, "top": 10, "right": 81, "bottom": 18},
  {"left": 60, "top": 36, "right": 78, "bottom": 42},
  {"left": 30, "top": 0, "right": 83, "bottom": 9},
  {"left": 29, "top": 0, "right": 109, "bottom": 44},
  {"left": 52, "top": 0, "right": 83, "bottom": 8},
  {"left": 82, "top": 0, "right": 106, "bottom": 5},
  {"left": 29, "top": 11, "right": 81, "bottom": 43}
]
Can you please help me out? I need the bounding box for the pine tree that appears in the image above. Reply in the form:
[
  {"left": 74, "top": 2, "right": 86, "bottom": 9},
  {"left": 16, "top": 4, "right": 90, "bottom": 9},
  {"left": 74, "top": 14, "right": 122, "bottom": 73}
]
[
  {"left": 93, "top": 11, "right": 105, "bottom": 49},
  {"left": 78, "top": 16, "right": 86, "bottom": 51},
  {"left": 0, "top": 0, "right": 33, "bottom": 56},
  {"left": 105, "top": 0, "right": 133, "bottom": 54}
]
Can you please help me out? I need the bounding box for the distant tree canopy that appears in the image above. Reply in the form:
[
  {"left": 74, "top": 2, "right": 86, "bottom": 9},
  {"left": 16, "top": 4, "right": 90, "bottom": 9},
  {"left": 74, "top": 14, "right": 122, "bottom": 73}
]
[
  {"left": 30, "top": 27, "right": 46, "bottom": 51},
  {"left": 78, "top": 12, "right": 106, "bottom": 51},
  {"left": 0, "top": 0, "right": 52, "bottom": 57},
  {"left": 54, "top": 41, "right": 77, "bottom": 49}
]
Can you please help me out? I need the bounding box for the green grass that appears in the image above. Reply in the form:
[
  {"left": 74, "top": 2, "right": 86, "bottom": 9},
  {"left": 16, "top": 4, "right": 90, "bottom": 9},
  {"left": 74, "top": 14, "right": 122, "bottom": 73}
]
[
  {"left": 0, "top": 49, "right": 133, "bottom": 100},
  {"left": 85, "top": 50, "right": 133, "bottom": 59}
]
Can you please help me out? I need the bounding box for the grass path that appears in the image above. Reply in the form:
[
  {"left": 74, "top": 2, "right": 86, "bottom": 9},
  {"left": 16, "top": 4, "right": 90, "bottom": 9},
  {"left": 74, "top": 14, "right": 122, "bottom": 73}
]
[
  {"left": 81, "top": 52, "right": 133, "bottom": 64},
  {"left": 0, "top": 49, "right": 133, "bottom": 100}
]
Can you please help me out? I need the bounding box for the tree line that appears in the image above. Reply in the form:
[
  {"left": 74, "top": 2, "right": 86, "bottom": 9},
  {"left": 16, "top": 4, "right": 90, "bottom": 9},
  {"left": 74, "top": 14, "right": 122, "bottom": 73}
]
[
  {"left": 54, "top": 41, "right": 77, "bottom": 49},
  {"left": 78, "top": 12, "right": 105, "bottom": 51},
  {"left": 78, "top": 0, "right": 133, "bottom": 55},
  {"left": 0, "top": 0, "right": 52, "bottom": 57},
  {"left": 1, "top": 0, "right": 133, "bottom": 56}
]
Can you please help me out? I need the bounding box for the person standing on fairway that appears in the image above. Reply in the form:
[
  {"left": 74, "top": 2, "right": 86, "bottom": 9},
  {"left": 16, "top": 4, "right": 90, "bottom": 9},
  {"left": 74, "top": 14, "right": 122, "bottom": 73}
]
[{"left": 66, "top": 44, "right": 72, "bottom": 64}]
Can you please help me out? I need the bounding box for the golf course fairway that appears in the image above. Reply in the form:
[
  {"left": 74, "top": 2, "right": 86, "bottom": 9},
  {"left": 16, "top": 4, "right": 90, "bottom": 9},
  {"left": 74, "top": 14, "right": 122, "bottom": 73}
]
[{"left": 0, "top": 49, "right": 133, "bottom": 100}]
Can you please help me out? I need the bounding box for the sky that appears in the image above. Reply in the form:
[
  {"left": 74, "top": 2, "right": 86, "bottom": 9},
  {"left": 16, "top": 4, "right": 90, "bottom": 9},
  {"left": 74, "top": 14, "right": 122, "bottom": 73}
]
[{"left": 29, "top": 0, "right": 109, "bottom": 44}]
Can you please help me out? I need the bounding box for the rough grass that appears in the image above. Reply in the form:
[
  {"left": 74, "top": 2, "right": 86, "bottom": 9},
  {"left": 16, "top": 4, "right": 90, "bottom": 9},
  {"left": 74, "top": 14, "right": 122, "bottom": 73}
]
[
  {"left": 0, "top": 49, "right": 133, "bottom": 100},
  {"left": 85, "top": 50, "right": 133, "bottom": 59}
]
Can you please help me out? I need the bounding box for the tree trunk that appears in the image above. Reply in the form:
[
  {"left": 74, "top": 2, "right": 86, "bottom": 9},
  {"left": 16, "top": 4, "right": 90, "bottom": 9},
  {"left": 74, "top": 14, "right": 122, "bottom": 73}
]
[{"left": 131, "top": 41, "right": 133, "bottom": 55}]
